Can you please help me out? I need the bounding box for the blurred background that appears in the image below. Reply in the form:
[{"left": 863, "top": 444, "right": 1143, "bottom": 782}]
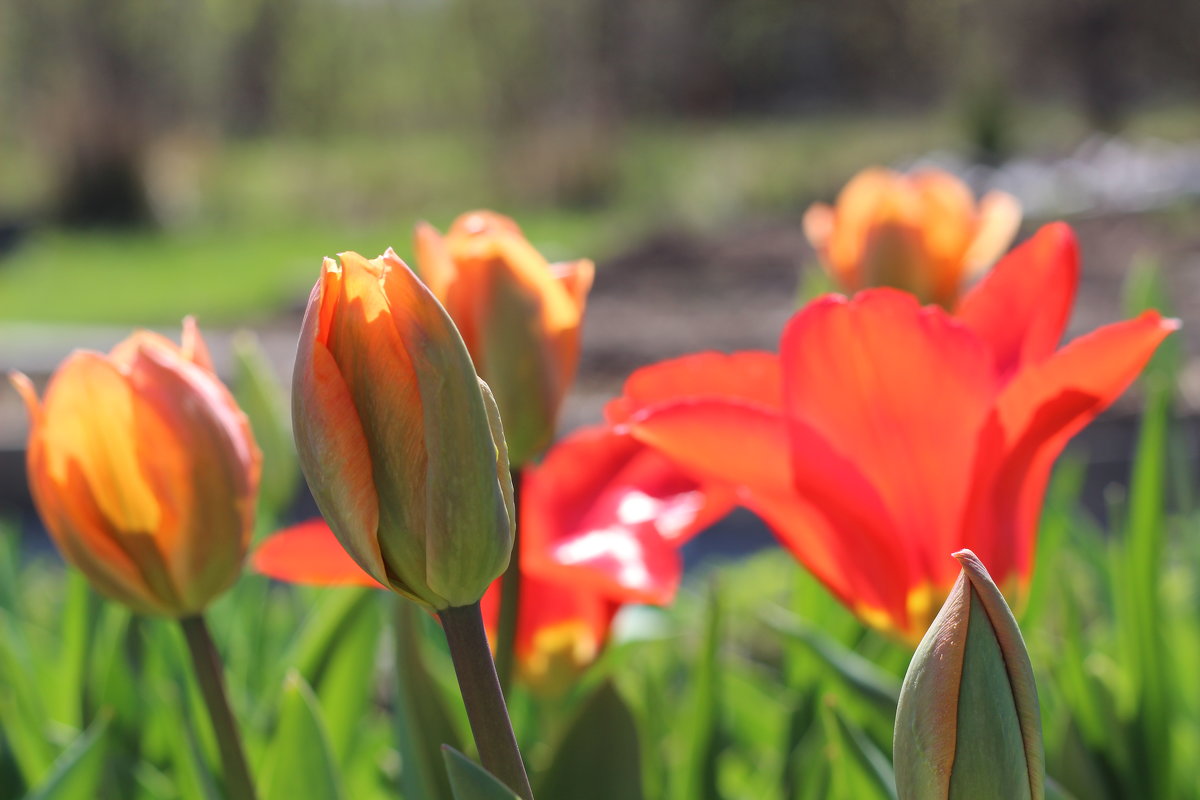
[{"left": 2, "top": 0, "right": 1200, "bottom": 520}]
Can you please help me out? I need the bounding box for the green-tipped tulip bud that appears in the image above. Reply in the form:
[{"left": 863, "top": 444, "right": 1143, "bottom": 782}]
[
  {"left": 894, "top": 549, "right": 1044, "bottom": 800},
  {"left": 292, "top": 249, "right": 515, "bottom": 609}
]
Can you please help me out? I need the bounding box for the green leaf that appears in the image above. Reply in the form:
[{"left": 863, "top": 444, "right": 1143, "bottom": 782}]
[
  {"left": 393, "top": 600, "right": 461, "bottom": 800},
  {"left": 537, "top": 680, "right": 643, "bottom": 800},
  {"left": 261, "top": 671, "right": 343, "bottom": 800},
  {"left": 677, "top": 582, "right": 722, "bottom": 800},
  {"left": 764, "top": 607, "right": 900, "bottom": 717},
  {"left": 441, "top": 746, "right": 521, "bottom": 800},
  {"left": 52, "top": 573, "right": 94, "bottom": 730},
  {"left": 307, "top": 593, "right": 382, "bottom": 765},
  {"left": 0, "top": 610, "right": 56, "bottom": 785},
  {"left": 826, "top": 705, "right": 896, "bottom": 800},
  {"left": 23, "top": 712, "right": 111, "bottom": 800},
  {"left": 1112, "top": 302, "right": 1175, "bottom": 799},
  {"left": 232, "top": 330, "right": 300, "bottom": 526}
]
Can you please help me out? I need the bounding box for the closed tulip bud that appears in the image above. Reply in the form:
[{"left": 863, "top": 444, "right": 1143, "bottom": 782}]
[
  {"left": 292, "top": 249, "right": 514, "bottom": 609},
  {"left": 894, "top": 549, "right": 1044, "bottom": 800},
  {"left": 10, "top": 319, "right": 261, "bottom": 617},
  {"left": 415, "top": 211, "right": 593, "bottom": 465}
]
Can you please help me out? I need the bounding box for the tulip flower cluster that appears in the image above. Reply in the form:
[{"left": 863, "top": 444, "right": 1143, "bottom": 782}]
[{"left": 8, "top": 164, "right": 1178, "bottom": 800}]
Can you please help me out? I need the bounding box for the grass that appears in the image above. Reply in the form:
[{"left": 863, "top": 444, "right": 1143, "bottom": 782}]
[{"left": 1, "top": 103, "right": 1198, "bottom": 325}]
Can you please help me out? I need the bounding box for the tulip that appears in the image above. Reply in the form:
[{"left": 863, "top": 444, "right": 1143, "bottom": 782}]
[
  {"left": 483, "top": 425, "right": 734, "bottom": 690},
  {"left": 803, "top": 167, "right": 1021, "bottom": 307},
  {"left": 622, "top": 224, "right": 1176, "bottom": 640},
  {"left": 10, "top": 318, "right": 261, "bottom": 617},
  {"left": 894, "top": 549, "right": 1044, "bottom": 800},
  {"left": 254, "top": 425, "right": 730, "bottom": 688},
  {"left": 292, "top": 249, "right": 514, "bottom": 609},
  {"left": 415, "top": 211, "right": 593, "bottom": 465}
]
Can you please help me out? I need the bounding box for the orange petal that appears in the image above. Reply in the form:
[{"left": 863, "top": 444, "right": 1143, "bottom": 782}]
[
  {"left": 965, "top": 310, "right": 1177, "bottom": 582},
  {"left": 9, "top": 371, "right": 41, "bottom": 426},
  {"left": 127, "top": 342, "right": 259, "bottom": 611},
  {"left": 911, "top": 170, "right": 975, "bottom": 261},
  {"left": 781, "top": 290, "right": 999, "bottom": 582},
  {"left": 254, "top": 519, "right": 383, "bottom": 588},
  {"left": 33, "top": 352, "right": 179, "bottom": 613},
  {"left": 292, "top": 274, "right": 388, "bottom": 588},
  {"left": 448, "top": 210, "right": 582, "bottom": 334},
  {"left": 606, "top": 350, "right": 783, "bottom": 424},
  {"left": 963, "top": 190, "right": 1022, "bottom": 275},
  {"left": 553, "top": 258, "right": 595, "bottom": 311},
  {"left": 378, "top": 253, "right": 514, "bottom": 603},
  {"left": 180, "top": 316, "right": 215, "bottom": 372},
  {"left": 824, "top": 168, "right": 907, "bottom": 285},
  {"left": 956, "top": 223, "right": 1078, "bottom": 381},
  {"left": 413, "top": 221, "right": 458, "bottom": 302}
]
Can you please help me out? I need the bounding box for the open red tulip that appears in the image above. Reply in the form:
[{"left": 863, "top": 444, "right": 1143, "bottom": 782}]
[
  {"left": 622, "top": 223, "right": 1176, "bottom": 641},
  {"left": 254, "top": 424, "right": 731, "bottom": 684}
]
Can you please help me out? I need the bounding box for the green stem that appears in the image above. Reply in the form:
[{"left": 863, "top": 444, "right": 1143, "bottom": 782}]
[
  {"left": 180, "top": 615, "right": 258, "bottom": 800},
  {"left": 494, "top": 466, "right": 523, "bottom": 694},
  {"left": 439, "top": 602, "right": 535, "bottom": 800}
]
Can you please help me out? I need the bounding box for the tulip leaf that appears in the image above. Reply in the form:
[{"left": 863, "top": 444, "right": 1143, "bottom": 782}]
[
  {"left": 763, "top": 607, "right": 900, "bottom": 717},
  {"left": 393, "top": 600, "right": 461, "bottom": 800},
  {"left": 261, "top": 671, "right": 344, "bottom": 800},
  {"left": 1114, "top": 327, "right": 1175, "bottom": 800},
  {"left": 23, "top": 711, "right": 111, "bottom": 800},
  {"left": 441, "top": 746, "right": 521, "bottom": 800},
  {"left": 308, "top": 592, "right": 383, "bottom": 765},
  {"left": 1045, "top": 776, "right": 1080, "bottom": 800},
  {"left": 232, "top": 330, "right": 300, "bottom": 527},
  {"left": 51, "top": 573, "right": 94, "bottom": 731},
  {"left": 677, "top": 582, "right": 723, "bottom": 800},
  {"left": 826, "top": 704, "right": 896, "bottom": 800},
  {"left": 821, "top": 701, "right": 895, "bottom": 800},
  {"left": 0, "top": 610, "right": 57, "bottom": 785},
  {"left": 537, "top": 680, "right": 644, "bottom": 800}
]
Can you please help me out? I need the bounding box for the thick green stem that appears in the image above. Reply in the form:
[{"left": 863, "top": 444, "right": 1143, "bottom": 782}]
[
  {"left": 439, "top": 602, "right": 535, "bottom": 800},
  {"left": 180, "top": 615, "right": 258, "bottom": 800},
  {"left": 494, "top": 466, "right": 523, "bottom": 694}
]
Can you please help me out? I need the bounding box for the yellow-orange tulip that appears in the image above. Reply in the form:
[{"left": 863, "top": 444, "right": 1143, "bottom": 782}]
[
  {"left": 10, "top": 319, "right": 261, "bottom": 616},
  {"left": 803, "top": 167, "right": 1021, "bottom": 307},
  {"left": 415, "top": 211, "right": 593, "bottom": 465},
  {"left": 292, "top": 249, "right": 514, "bottom": 609}
]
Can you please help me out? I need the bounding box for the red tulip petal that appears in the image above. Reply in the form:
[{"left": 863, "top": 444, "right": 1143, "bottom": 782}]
[
  {"left": 253, "top": 519, "right": 383, "bottom": 588},
  {"left": 606, "top": 350, "right": 783, "bottom": 424},
  {"left": 629, "top": 398, "right": 913, "bottom": 627},
  {"left": 522, "top": 426, "right": 732, "bottom": 606},
  {"left": 956, "top": 223, "right": 1078, "bottom": 380},
  {"left": 966, "top": 310, "right": 1177, "bottom": 582},
  {"left": 481, "top": 570, "right": 616, "bottom": 689},
  {"left": 781, "top": 289, "right": 999, "bottom": 582}
]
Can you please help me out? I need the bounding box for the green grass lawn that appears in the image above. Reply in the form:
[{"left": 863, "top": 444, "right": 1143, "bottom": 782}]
[{"left": 1, "top": 104, "right": 1196, "bottom": 325}]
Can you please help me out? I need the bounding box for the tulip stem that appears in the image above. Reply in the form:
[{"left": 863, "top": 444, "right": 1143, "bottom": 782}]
[
  {"left": 439, "top": 602, "right": 535, "bottom": 800},
  {"left": 494, "top": 466, "right": 523, "bottom": 695},
  {"left": 180, "top": 615, "right": 258, "bottom": 800}
]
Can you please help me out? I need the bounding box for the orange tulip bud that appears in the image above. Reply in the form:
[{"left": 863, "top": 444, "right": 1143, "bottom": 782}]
[
  {"left": 11, "top": 318, "right": 261, "bottom": 616},
  {"left": 415, "top": 211, "right": 593, "bottom": 465},
  {"left": 292, "top": 249, "right": 514, "bottom": 609},
  {"left": 803, "top": 167, "right": 1020, "bottom": 307}
]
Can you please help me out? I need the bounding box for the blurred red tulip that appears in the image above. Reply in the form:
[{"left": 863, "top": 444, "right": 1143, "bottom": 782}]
[
  {"left": 804, "top": 167, "right": 1020, "bottom": 307},
  {"left": 622, "top": 224, "right": 1176, "bottom": 641},
  {"left": 415, "top": 211, "right": 593, "bottom": 465},
  {"left": 11, "top": 319, "right": 261, "bottom": 616},
  {"left": 254, "top": 425, "right": 730, "bottom": 686}
]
